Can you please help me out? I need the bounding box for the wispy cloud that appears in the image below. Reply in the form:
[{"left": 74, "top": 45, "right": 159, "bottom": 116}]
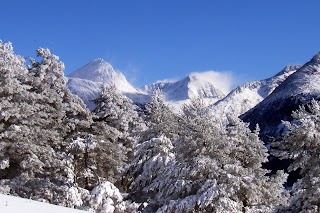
[
  {"left": 155, "top": 78, "right": 178, "bottom": 84},
  {"left": 189, "top": 70, "right": 235, "bottom": 94}
]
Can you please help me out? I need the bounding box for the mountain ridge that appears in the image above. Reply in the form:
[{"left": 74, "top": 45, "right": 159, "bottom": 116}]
[
  {"left": 210, "top": 65, "right": 300, "bottom": 121},
  {"left": 67, "top": 59, "right": 229, "bottom": 110},
  {"left": 241, "top": 53, "right": 320, "bottom": 141}
]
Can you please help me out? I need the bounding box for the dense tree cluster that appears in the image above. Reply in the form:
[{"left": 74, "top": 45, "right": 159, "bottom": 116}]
[
  {"left": 272, "top": 99, "right": 320, "bottom": 213},
  {"left": 0, "top": 40, "right": 319, "bottom": 212}
]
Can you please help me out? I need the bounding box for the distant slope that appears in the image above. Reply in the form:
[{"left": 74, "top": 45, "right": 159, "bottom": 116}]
[
  {"left": 0, "top": 194, "right": 86, "bottom": 213},
  {"left": 211, "top": 65, "right": 300, "bottom": 118},
  {"left": 67, "top": 78, "right": 103, "bottom": 110},
  {"left": 241, "top": 53, "right": 320, "bottom": 141}
]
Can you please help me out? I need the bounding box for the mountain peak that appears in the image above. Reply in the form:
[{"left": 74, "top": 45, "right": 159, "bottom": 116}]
[
  {"left": 68, "top": 58, "right": 115, "bottom": 80},
  {"left": 88, "top": 58, "right": 113, "bottom": 71},
  {"left": 275, "top": 65, "right": 301, "bottom": 76},
  {"left": 311, "top": 52, "right": 320, "bottom": 63},
  {"left": 141, "top": 71, "right": 226, "bottom": 104},
  {"left": 90, "top": 58, "right": 110, "bottom": 66},
  {"left": 67, "top": 59, "right": 137, "bottom": 93},
  {"left": 93, "top": 57, "right": 104, "bottom": 62},
  {"left": 282, "top": 65, "right": 301, "bottom": 73}
]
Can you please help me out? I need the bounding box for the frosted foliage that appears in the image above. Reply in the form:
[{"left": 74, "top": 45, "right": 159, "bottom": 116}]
[
  {"left": 88, "top": 181, "right": 122, "bottom": 212},
  {"left": 87, "top": 181, "right": 138, "bottom": 213},
  {"left": 0, "top": 40, "right": 28, "bottom": 95},
  {"left": 124, "top": 136, "right": 174, "bottom": 203},
  {"left": 67, "top": 133, "right": 125, "bottom": 189},
  {"left": 273, "top": 99, "right": 320, "bottom": 212},
  {"left": 176, "top": 98, "right": 225, "bottom": 160},
  {"left": 143, "top": 89, "right": 178, "bottom": 140},
  {"left": 0, "top": 41, "right": 95, "bottom": 209},
  {"left": 93, "top": 84, "right": 139, "bottom": 133},
  {"left": 29, "top": 48, "right": 66, "bottom": 89},
  {"left": 144, "top": 99, "right": 287, "bottom": 212},
  {"left": 68, "top": 136, "right": 97, "bottom": 153},
  {"left": 92, "top": 83, "right": 142, "bottom": 164}
]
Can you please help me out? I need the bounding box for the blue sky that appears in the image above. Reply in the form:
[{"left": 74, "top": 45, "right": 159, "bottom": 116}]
[{"left": 1, "top": 0, "right": 320, "bottom": 88}]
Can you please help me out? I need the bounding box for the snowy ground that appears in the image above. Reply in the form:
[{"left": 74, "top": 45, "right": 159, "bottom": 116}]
[{"left": 0, "top": 194, "right": 87, "bottom": 213}]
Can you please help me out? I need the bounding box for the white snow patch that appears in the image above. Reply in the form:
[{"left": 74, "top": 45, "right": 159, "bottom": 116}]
[{"left": 0, "top": 193, "right": 87, "bottom": 213}]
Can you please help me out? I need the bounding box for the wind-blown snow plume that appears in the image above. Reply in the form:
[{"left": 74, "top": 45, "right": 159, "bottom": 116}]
[{"left": 189, "top": 70, "right": 234, "bottom": 95}]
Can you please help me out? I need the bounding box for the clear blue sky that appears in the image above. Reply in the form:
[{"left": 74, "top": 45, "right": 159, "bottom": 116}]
[{"left": 1, "top": 0, "right": 319, "bottom": 87}]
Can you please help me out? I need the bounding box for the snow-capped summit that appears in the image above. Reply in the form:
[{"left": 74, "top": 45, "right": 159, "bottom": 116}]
[
  {"left": 141, "top": 71, "right": 227, "bottom": 101},
  {"left": 210, "top": 65, "right": 300, "bottom": 119},
  {"left": 310, "top": 52, "right": 320, "bottom": 63},
  {"left": 68, "top": 58, "right": 137, "bottom": 93},
  {"left": 140, "top": 71, "right": 227, "bottom": 110},
  {"left": 274, "top": 65, "right": 301, "bottom": 77},
  {"left": 241, "top": 52, "right": 320, "bottom": 141},
  {"left": 186, "top": 72, "right": 228, "bottom": 99},
  {"left": 67, "top": 58, "right": 147, "bottom": 109}
]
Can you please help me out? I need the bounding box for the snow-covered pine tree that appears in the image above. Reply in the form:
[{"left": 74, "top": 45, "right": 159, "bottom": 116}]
[
  {"left": 93, "top": 84, "right": 140, "bottom": 133},
  {"left": 7, "top": 47, "right": 93, "bottom": 206},
  {"left": 67, "top": 124, "right": 126, "bottom": 190},
  {"left": 273, "top": 99, "right": 320, "bottom": 212},
  {"left": 142, "top": 89, "right": 178, "bottom": 141},
  {"left": 123, "top": 136, "right": 175, "bottom": 206},
  {"left": 0, "top": 44, "right": 94, "bottom": 207},
  {"left": 92, "top": 84, "right": 142, "bottom": 153},
  {"left": 27, "top": 48, "right": 92, "bottom": 138},
  {"left": 144, "top": 98, "right": 287, "bottom": 212},
  {"left": 28, "top": 48, "right": 134, "bottom": 209},
  {"left": 0, "top": 40, "right": 31, "bottom": 183},
  {"left": 122, "top": 90, "right": 178, "bottom": 208},
  {"left": 91, "top": 83, "right": 141, "bottom": 169}
]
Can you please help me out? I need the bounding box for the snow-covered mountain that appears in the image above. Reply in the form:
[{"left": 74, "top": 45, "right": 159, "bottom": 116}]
[
  {"left": 67, "top": 60, "right": 228, "bottom": 110},
  {"left": 67, "top": 58, "right": 149, "bottom": 109},
  {"left": 140, "top": 72, "right": 227, "bottom": 110},
  {"left": 68, "top": 58, "right": 137, "bottom": 93},
  {"left": 67, "top": 78, "right": 103, "bottom": 110},
  {"left": 211, "top": 65, "right": 300, "bottom": 119},
  {"left": 241, "top": 53, "right": 320, "bottom": 141},
  {"left": 141, "top": 72, "right": 226, "bottom": 100}
]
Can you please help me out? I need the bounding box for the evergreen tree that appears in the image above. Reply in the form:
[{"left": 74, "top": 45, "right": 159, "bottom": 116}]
[
  {"left": 93, "top": 84, "right": 140, "bottom": 133},
  {"left": 0, "top": 45, "right": 92, "bottom": 207},
  {"left": 142, "top": 89, "right": 178, "bottom": 141},
  {"left": 144, "top": 98, "right": 287, "bottom": 212},
  {"left": 0, "top": 40, "right": 29, "bottom": 172},
  {"left": 273, "top": 99, "right": 320, "bottom": 212},
  {"left": 123, "top": 90, "right": 177, "bottom": 208},
  {"left": 92, "top": 84, "right": 143, "bottom": 153},
  {"left": 0, "top": 40, "right": 37, "bottom": 189},
  {"left": 124, "top": 136, "right": 174, "bottom": 205},
  {"left": 67, "top": 124, "right": 126, "bottom": 190}
]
